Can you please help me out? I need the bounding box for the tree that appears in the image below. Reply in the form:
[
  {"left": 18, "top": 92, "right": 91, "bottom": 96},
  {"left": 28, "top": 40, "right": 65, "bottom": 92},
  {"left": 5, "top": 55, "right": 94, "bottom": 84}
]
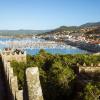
[
  {"left": 47, "top": 60, "right": 76, "bottom": 100},
  {"left": 84, "top": 82, "right": 100, "bottom": 100}
]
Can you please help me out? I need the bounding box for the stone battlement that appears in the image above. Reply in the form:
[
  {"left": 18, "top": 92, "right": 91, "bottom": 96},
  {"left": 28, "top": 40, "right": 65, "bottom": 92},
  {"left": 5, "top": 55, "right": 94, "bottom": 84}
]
[
  {"left": 1, "top": 48, "right": 27, "bottom": 62},
  {"left": 77, "top": 63, "right": 100, "bottom": 73},
  {"left": 79, "top": 67, "right": 100, "bottom": 73},
  {"left": 1, "top": 49, "right": 44, "bottom": 100}
]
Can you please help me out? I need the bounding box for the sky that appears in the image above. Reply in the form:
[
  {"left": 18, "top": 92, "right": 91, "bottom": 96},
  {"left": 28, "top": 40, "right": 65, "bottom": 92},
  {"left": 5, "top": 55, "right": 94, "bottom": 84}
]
[{"left": 0, "top": 0, "right": 100, "bottom": 30}]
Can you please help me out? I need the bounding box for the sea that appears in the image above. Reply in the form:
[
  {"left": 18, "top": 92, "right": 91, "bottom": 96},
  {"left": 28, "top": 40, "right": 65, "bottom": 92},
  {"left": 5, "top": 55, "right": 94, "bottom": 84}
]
[{"left": 0, "top": 38, "right": 90, "bottom": 55}]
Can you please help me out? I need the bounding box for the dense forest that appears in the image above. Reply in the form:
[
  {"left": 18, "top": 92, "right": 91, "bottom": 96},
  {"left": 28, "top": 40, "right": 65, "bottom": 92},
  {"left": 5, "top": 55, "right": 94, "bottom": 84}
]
[{"left": 11, "top": 50, "right": 100, "bottom": 100}]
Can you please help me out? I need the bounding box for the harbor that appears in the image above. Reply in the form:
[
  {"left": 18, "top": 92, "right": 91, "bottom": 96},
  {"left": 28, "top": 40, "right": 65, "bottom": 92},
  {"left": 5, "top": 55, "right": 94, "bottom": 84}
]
[{"left": 0, "top": 37, "right": 89, "bottom": 55}]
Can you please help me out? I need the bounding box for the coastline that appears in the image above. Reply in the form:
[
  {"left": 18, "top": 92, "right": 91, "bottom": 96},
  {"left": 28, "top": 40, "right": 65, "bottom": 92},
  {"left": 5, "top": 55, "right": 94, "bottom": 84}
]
[{"left": 64, "top": 40, "right": 100, "bottom": 53}]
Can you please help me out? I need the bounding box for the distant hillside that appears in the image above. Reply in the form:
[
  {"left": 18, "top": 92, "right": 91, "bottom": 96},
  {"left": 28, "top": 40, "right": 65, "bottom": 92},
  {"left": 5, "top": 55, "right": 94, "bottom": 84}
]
[
  {"left": 40, "top": 26, "right": 80, "bottom": 36},
  {"left": 0, "top": 30, "right": 50, "bottom": 36},
  {"left": 85, "top": 27, "right": 100, "bottom": 34},
  {"left": 41, "top": 22, "right": 100, "bottom": 35},
  {"left": 56, "top": 26, "right": 79, "bottom": 31},
  {"left": 1, "top": 22, "right": 100, "bottom": 36},
  {"left": 80, "top": 22, "right": 100, "bottom": 27}
]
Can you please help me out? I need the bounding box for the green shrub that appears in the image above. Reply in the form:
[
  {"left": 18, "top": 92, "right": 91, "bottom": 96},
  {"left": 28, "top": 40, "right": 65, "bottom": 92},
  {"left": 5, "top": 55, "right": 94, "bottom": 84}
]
[
  {"left": 10, "top": 50, "right": 100, "bottom": 100},
  {"left": 84, "top": 82, "right": 100, "bottom": 100}
]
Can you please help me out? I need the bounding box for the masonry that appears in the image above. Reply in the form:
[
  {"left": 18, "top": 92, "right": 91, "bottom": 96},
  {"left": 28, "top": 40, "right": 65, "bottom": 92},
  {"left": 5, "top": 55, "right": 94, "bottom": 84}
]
[
  {"left": 0, "top": 48, "right": 44, "bottom": 100},
  {"left": 78, "top": 63, "right": 100, "bottom": 80}
]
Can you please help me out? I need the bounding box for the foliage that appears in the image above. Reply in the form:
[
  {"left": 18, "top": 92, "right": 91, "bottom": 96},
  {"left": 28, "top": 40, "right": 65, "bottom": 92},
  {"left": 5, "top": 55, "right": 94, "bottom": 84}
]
[
  {"left": 47, "top": 60, "right": 76, "bottom": 100},
  {"left": 11, "top": 60, "right": 26, "bottom": 89},
  {"left": 84, "top": 82, "right": 100, "bottom": 100},
  {"left": 10, "top": 50, "right": 100, "bottom": 100}
]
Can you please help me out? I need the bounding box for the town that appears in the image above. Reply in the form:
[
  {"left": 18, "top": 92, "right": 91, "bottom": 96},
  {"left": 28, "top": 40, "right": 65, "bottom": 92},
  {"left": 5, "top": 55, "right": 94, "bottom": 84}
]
[{"left": 36, "top": 25, "right": 100, "bottom": 53}]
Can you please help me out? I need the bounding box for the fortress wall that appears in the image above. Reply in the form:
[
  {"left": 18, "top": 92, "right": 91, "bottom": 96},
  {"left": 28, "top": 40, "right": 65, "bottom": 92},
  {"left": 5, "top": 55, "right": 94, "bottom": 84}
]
[
  {"left": 78, "top": 63, "right": 100, "bottom": 73},
  {"left": 1, "top": 50, "right": 44, "bottom": 100},
  {"left": 79, "top": 67, "right": 100, "bottom": 73},
  {"left": 1, "top": 51, "right": 27, "bottom": 62},
  {"left": 2, "top": 59, "right": 23, "bottom": 100}
]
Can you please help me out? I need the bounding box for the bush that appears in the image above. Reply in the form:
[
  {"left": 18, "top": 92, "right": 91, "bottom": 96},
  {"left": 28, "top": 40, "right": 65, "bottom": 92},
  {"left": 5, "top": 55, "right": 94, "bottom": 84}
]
[
  {"left": 11, "top": 60, "right": 26, "bottom": 89},
  {"left": 10, "top": 50, "right": 100, "bottom": 100},
  {"left": 84, "top": 82, "right": 100, "bottom": 100}
]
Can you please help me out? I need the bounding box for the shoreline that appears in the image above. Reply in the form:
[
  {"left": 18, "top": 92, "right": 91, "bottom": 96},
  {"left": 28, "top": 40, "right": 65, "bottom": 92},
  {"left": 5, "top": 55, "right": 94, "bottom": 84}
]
[
  {"left": 0, "top": 35, "right": 100, "bottom": 54},
  {"left": 64, "top": 40, "right": 100, "bottom": 53},
  {"left": 43, "top": 38, "right": 100, "bottom": 53}
]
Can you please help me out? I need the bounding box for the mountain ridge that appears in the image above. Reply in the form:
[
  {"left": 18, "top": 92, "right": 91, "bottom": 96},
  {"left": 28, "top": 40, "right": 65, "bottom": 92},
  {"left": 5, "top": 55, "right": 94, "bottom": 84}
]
[
  {"left": 80, "top": 22, "right": 100, "bottom": 27},
  {"left": 0, "top": 22, "right": 100, "bottom": 36}
]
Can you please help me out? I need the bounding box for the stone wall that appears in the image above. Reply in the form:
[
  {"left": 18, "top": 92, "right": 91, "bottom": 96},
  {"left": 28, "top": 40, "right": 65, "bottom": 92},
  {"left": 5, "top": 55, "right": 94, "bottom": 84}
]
[
  {"left": 2, "top": 59, "right": 23, "bottom": 100},
  {"left": 78, "top": 63, "right": 100, "bottom": 73},
  {"left": 1, "top": 50, "right": 27, "bottom": 62},
  {"left": 79, "top": 67, "right": 100, "bottom": 73},
  {"left": 1, "top": 50, "right": 44, "bottom": 100}
]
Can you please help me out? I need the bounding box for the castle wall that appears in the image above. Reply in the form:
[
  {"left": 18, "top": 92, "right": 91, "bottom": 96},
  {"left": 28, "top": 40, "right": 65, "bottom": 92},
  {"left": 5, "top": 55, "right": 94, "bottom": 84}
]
[
  {"left": 1, "top": 50, "right": 44, "bottom": 100},
  {"left": 78, "top": 63, "right": 100, "bottom": 74},
  {"left": 2, "top": 59, "right": 23, "bottom": 100},
  {"left": 1, "top": 51, "right": 27, "bottom": 62},
  {"left": 79, "top": 67, "right": 100, "bottom": 73}
]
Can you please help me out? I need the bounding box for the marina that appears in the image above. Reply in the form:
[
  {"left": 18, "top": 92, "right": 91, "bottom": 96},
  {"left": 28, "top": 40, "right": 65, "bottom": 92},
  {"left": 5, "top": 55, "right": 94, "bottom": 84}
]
[{"left": 0, "top": 37, "right": 89, "bottom": 55}]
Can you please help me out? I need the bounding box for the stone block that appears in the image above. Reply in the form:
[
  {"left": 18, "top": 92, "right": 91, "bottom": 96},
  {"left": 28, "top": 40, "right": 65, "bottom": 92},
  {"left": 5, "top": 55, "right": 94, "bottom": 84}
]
[
  {"left": 11, "top": 76, "right": 18, "bottom": 99},
  {"left": 16, "top": 90, "right": 23, "bottom": 100},
  {"left": 26, "top": 67, "right": 43, "bottom": 100}
]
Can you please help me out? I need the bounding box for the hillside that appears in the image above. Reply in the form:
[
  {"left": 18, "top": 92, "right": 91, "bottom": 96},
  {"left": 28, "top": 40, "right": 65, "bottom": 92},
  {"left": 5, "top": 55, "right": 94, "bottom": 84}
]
[
  {"left": 80, "top": 22, "right": 100, "bottom": 27},
  {"left": 85, "top": 27, "right": 100, "bottom": 34},
  {"left": 0, "top": 30, "right": 50, "bottom": 36},
  {"left": 38, "top": 26, "right": 80, "bottom": 36},
  {"left": 1, "top": 22, "right": 100, "bottom": 36},
  {"left": 38, "top": 22, "right": 100, "bottom": 36}
]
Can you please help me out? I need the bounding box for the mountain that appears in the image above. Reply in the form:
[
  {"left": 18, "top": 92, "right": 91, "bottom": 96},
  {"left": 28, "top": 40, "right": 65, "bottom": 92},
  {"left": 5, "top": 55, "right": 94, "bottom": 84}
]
[
  {"left": 1, "top": 22, "right": 100, "bottom": 36},
  {"left": 56, "top": 26, "right": 79, "bottom": 31},
  {"left": 0, "top": 30, "right": 50, "bottom": 36},
  {"left": 80, "top": 22, "right": 100, "bottom": 27}
]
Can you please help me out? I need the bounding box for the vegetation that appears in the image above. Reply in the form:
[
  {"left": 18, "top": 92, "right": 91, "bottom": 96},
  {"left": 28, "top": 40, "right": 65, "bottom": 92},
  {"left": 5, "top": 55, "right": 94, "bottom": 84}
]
[
  {"left": 80, "top": 22, "right": 100, "bottom": 28},
  {"left": 84, "top": 82, "right": 100, "bottom": 100},
  {"left": 11, "top": 61, "right": 26, "bottom": 89},
  {"left": 11, "top": 50, "right": 100, "bottom": 100}
]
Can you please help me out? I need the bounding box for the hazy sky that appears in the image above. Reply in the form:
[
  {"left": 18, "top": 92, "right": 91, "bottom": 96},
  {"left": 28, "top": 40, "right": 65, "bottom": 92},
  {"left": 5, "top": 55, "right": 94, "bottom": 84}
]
[{"left": 0, "top": 0, "right": 100, "bottom": 30}]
